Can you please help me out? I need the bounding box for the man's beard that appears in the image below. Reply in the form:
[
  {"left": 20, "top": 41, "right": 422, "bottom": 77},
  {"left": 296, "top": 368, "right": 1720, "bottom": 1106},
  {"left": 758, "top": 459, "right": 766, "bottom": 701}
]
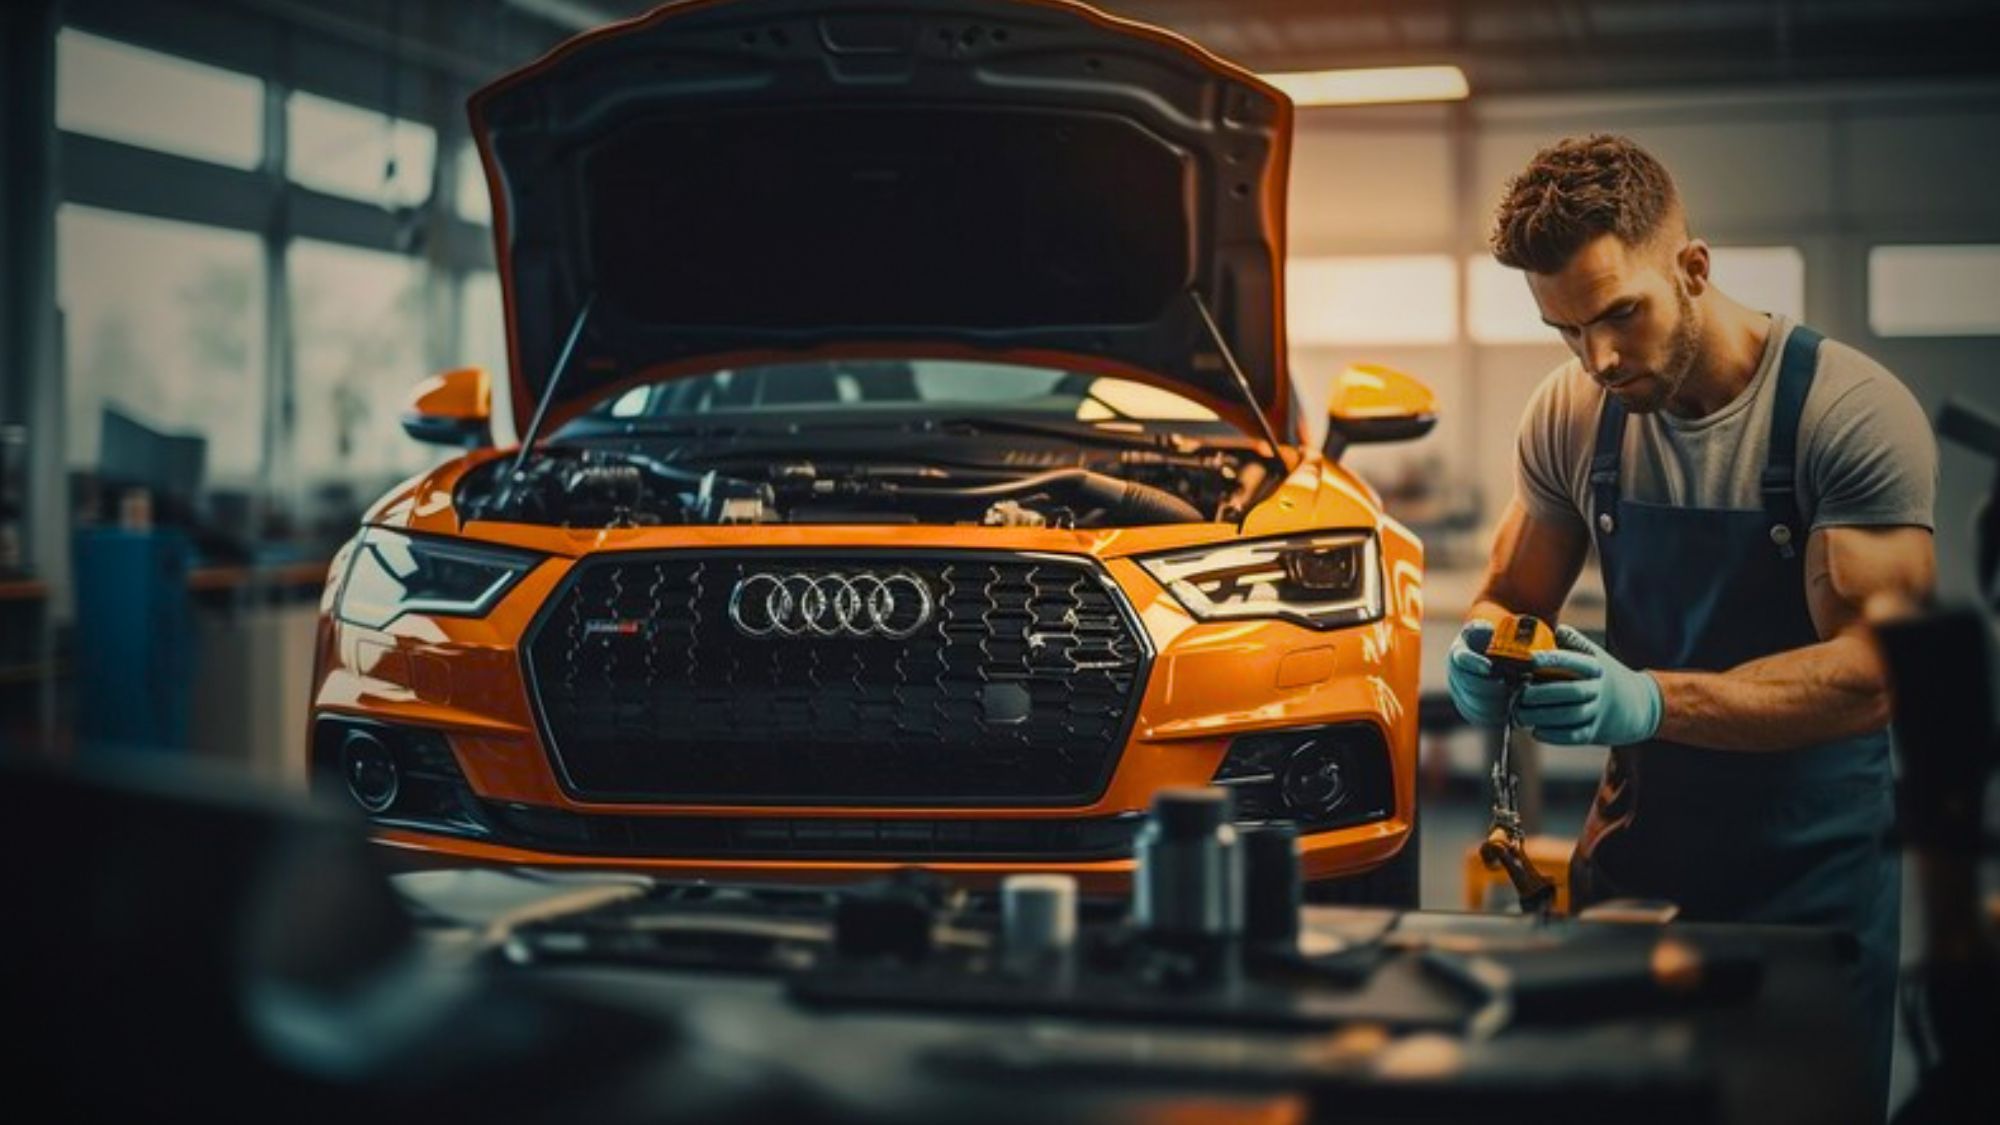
[{"left": 1612, "top": 284, "right": 1701, "bottom": 415}]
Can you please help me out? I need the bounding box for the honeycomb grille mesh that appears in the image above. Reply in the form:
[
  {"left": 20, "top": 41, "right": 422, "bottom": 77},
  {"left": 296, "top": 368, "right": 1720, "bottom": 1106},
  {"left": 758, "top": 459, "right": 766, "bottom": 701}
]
[{"left": 523, "top": 554, "right": 1147, "bottom": 804}]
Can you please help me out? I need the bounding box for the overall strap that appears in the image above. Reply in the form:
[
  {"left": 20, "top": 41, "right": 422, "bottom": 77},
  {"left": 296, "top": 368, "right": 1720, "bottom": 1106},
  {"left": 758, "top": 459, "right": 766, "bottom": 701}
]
[
  {"left": 1760, "top": 324, "right": 1825, "bottom": 560},
  {"left": 1589, "top": 392, "right": 1629, "bottom": 541}
]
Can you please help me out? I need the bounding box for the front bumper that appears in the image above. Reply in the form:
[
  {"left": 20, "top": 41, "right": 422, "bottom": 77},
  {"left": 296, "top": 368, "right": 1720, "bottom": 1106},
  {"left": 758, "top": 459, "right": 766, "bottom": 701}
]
[
  {"left": 313, "top": 712, "right": 1403, "bottom": 882},
  {"left": 310, "top": 544, "right": 1422, "bottom": 887}
]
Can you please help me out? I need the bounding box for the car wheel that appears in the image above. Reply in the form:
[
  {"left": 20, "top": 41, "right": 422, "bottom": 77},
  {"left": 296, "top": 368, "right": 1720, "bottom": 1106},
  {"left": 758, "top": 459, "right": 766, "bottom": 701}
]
[{"left": 1301, "top": 810, "right": 1421, "bottom": 908}]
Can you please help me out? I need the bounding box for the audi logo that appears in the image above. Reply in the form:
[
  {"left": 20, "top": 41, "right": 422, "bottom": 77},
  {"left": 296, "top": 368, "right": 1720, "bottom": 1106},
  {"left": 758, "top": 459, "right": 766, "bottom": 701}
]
[{"left": 727, "top": 571, "right": 935, "bottom": 640}]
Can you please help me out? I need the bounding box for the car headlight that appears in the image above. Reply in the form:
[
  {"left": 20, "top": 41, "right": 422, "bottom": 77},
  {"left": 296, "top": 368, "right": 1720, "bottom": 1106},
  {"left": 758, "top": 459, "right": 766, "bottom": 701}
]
[
  {"left": 1138, "top": 532, "right": 1382, "bottom": 629},
  {"left": 335, "top": 528, "right": 539, "bottom": 629}
]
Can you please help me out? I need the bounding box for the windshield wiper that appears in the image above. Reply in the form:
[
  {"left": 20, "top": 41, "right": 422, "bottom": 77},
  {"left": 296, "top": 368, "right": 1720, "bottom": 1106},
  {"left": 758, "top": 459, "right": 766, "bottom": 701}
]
[
  {"left": 569, "top": 414, "right": 1184, "bottom": 452},
  {"left": 567, "top": 423, "right": 763, "bottom": 440},
  {"left": 915, "top": 415, "right": 1185, "bottom": 449}
]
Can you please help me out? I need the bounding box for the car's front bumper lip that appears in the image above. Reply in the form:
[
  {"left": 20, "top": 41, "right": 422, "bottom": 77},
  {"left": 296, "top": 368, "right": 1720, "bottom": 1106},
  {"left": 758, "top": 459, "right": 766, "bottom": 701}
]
[{"left": 368, "top": 816, "right": 1415, "bottom": 894}]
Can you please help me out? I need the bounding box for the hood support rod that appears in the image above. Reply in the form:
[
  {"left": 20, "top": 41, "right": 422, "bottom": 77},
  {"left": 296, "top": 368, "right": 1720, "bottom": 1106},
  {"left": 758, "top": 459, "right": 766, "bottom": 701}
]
[
  {"left": 1188, "top": 289, "right": 1287, "bottom": 532},
  {"left": 496, "top": 293, "right": 596, "bottom": 512},
  {"left": 1188, "top": 288, "right": 1285, "bottom": 461},
  {"left": 507, "top": 293, "right": 598, "bottom": 482}
]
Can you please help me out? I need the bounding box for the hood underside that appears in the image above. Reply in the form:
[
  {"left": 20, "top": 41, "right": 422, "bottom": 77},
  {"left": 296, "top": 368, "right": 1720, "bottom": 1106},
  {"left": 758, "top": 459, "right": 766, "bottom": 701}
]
[{"left": 468, "top": 0, "right": 1295, "bottom": 439}]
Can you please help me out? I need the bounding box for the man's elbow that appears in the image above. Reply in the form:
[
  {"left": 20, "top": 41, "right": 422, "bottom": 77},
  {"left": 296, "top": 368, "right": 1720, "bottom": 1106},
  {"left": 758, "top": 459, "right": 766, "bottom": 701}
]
[
  {"left": 1856, "top": 689, "right": 1894, "bottom": 735},
  {"left": 1836, "top": 633, "right": 1897, "bottom": 734}
]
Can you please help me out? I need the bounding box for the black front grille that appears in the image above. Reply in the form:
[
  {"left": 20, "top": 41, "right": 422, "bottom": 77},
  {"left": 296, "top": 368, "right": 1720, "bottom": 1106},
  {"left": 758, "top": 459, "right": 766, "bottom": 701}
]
[{"left": 522, "top": 552, "right": 1150, "bottom": 805}]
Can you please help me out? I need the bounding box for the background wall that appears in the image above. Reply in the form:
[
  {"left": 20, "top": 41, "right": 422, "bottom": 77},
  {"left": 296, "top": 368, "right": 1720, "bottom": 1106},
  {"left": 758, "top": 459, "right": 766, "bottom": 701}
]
[{"left": 1284, "top": 80, "right": 2000, "bottom": 607}]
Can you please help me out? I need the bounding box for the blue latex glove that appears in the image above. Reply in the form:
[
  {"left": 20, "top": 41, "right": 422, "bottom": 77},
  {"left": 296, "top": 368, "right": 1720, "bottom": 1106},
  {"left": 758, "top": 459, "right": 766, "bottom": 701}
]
[
  {"left": 1517, "top": 624, "right": 1664, "bottom": 747},
  {"left": 1446, "top": 620, "right": 1511, "bottom": 727}
]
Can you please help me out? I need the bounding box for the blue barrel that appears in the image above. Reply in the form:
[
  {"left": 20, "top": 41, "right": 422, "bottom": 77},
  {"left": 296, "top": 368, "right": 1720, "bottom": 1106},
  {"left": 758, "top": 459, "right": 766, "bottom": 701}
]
[{"left": 74, "top": 528, "right": 193, "bottom": 754}]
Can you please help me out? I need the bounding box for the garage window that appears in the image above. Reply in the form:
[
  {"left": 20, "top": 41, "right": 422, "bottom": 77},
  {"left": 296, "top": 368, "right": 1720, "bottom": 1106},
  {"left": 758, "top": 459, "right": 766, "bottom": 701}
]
[
  {"left": 290, "top": 240, "right": 438, "bottom": 486},
  {"left": 1710, "top": 246, "right": 1804, "bottom": 321},
  {"left": 57, "top": 205, "right": 266, "bottom": 481},
  {"left": 57, "top": 29, "right": 262, "bottom": 169},
  {"left": 458, "top": 270, "right": 514, "bottom": 442},
  {"left": 1467, "top": 257, "right": 1548, "bottom": 345},
  {"left": 287, "top": 91, "right": 436, "bottom": 207},
  {"left": 458, "top": 270, "right": 506, "bottom": 376},
  {"left": 1869, "top": 245, "right": 2000, "bottom": 337},
  {"left": 455, "top": 142, "right": 491, "bottom": 224},
  {"left": 1288, "top": 256, "right": 1457, "bottom": 345}
]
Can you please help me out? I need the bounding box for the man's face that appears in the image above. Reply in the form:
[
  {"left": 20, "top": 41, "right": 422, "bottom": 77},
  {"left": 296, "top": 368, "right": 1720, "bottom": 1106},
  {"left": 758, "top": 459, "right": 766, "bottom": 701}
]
[{"left": 1526, "top": 233, "right": 1701, "bottom": 415}]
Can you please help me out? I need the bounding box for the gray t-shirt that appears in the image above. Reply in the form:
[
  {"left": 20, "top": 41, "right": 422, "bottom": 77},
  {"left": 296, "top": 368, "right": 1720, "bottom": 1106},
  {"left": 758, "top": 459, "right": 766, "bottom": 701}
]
[{"left": 1516, "top": 316, "right": 1937, "bottom": 534}]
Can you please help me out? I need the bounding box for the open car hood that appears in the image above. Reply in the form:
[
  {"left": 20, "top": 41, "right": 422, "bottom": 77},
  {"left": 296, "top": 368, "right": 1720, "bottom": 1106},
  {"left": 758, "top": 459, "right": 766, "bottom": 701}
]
[{"left": 468, "top": 0, "right": 1295, "bottom": 441}]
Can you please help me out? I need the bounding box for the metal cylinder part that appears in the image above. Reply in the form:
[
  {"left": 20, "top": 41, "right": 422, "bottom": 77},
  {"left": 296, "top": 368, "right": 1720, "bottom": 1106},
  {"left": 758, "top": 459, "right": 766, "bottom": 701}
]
[
  {"left": 1002, "top": 873, "right": 1078, "bottom": 959},
  {"left": 1241, "top": 822, "right": 1302, "bottom": 947},
  {"left": 1132, "top": 787, "right": 1243, "bottom": 937}
]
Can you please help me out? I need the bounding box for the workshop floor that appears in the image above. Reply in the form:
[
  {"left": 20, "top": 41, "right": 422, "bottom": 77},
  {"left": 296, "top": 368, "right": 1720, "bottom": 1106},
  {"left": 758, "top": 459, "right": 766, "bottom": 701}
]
[{"left": 1418, "top": 787, "right": 1920, "bottom": 1118}]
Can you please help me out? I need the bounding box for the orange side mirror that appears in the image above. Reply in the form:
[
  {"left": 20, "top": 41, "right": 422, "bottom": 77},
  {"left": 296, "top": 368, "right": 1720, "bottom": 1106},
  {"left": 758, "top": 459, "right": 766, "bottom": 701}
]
[
  {"left": 1324, "top": 363, "right": 1437, "bottom": 458},
  {"left": 401, "top": 367, "right": 493, "bottom": 449}
]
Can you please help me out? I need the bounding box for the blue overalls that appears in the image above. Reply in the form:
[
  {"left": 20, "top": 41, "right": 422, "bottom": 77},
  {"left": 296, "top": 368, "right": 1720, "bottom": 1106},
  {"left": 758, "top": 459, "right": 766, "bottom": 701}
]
[{"left": 1568, "top": 324, "right": 1900, "bottom": 1114}]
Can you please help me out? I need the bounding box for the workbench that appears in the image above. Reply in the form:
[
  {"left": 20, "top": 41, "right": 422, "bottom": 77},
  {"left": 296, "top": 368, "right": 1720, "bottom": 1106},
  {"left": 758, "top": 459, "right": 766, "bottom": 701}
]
[{"left": 393, "top": 870, "right": 1876, "bottom": 1125}]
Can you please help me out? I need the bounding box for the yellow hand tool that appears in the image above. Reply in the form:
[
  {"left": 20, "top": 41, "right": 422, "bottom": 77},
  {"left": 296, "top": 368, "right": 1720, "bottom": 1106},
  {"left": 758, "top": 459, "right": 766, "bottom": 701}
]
[
  {"left": 1483, "top": 612, "right": 1565, "bottom": 683},
  {"left": 1477, "top": 613, "right": 1576, "bottom": 916}
]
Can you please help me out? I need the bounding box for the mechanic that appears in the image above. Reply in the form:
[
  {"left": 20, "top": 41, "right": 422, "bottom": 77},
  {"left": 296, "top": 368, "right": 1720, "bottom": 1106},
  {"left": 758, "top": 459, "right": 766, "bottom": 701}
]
[{"left": 1448, "top": 134, "right": 1936, "bottom": 1114}]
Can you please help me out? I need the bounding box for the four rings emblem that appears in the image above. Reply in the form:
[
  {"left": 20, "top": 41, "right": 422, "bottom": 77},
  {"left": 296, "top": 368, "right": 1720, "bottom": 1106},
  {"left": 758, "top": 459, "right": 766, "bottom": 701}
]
[{"left": 728, "top": 571, "right": 935, "bottom": 640}]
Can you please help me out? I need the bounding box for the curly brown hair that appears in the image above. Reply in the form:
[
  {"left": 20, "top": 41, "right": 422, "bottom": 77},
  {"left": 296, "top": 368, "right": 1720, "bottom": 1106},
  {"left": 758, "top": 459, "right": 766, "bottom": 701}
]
[{"left": 1489, "top": 134, "right": 1682, "bottom": 274}]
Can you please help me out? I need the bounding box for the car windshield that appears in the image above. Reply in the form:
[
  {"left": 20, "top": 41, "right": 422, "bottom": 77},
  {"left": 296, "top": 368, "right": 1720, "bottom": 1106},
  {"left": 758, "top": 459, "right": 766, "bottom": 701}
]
[{"left": 582, "top": 359, "right": 1222, "bottom": 426}]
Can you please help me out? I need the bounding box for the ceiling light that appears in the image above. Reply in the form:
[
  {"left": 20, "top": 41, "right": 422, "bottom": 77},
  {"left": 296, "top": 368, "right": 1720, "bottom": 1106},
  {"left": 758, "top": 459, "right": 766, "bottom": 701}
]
[{"left": 1260, "top": 65, "right": 1470, "bottom": 107}]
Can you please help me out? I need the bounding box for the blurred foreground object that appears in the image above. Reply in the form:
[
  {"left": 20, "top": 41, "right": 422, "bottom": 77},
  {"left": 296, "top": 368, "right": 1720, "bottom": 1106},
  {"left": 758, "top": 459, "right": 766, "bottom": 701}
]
[
  {"left": 0, "top": 752, "right": 828, "bottom": 1124},
  {"left": 1873, "top": 397, "right": 2000, "bottom": 1125}
]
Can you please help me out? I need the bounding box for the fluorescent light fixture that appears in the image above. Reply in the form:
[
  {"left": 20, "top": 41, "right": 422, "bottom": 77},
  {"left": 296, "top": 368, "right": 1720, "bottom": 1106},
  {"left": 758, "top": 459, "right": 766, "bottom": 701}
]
[{"left": 1261, "top": 65, "right": 1469, "bottom": 107}]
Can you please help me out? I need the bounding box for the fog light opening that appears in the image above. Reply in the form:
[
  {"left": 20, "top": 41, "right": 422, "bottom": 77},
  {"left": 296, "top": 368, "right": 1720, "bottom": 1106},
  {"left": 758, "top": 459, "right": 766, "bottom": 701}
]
[
  {"left": 341, "top": 730, "right": 401, "bottom": 814},
  {"left": 1279, "top": 740, "right": 1348, "bottom": 819}
]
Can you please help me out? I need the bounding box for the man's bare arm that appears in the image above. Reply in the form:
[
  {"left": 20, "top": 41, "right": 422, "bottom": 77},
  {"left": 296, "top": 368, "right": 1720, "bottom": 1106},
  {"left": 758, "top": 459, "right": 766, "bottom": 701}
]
[
  {"left": 1468, "top": 495, "right": 1592, "bottom": 625},
  {"left": 1652, "top": 525, "right": 1935, "bottom": 751}
]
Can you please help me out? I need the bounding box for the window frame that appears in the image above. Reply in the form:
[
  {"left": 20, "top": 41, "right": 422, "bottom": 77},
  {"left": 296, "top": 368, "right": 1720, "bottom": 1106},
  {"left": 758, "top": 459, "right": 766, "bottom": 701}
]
[
  {"left": 53, "top": 3, "right": 514, "bottom": 522},
  {"left": 55, "top": 202, "right": 271, "bottom": 483}
]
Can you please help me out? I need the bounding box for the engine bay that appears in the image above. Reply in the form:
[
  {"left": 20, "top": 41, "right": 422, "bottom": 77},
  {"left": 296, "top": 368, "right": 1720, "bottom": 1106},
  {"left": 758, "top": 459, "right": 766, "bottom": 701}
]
[{"left": 453, "top": 442, "right": 1273, "bottom": 529}]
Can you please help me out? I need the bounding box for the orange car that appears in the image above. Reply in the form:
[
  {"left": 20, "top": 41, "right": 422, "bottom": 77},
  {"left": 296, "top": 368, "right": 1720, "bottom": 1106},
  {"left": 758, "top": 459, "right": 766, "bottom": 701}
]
[{"left": 308, "top": 0, "right": 1435, "bottom": 902}]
